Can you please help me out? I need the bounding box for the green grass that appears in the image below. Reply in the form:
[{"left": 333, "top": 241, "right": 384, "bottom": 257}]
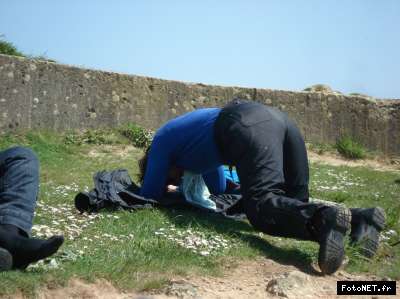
[
  {"left": 0, "top": 36, "right": 56, "bottom": 62},
  {"left": 0, "top": 38, "right": 24, "bottom": 57},
  {"left": 336, "top": 136, "right": 367, "bottom": 160},
  {"left": 119, "top": 123, "right": 154, "bottom": 148},
  {"left": 307, "top": 142, "right": 336, "bottom": 155},
  {"left": 0, "top": 130, "right": 399, "bottom": 297}
]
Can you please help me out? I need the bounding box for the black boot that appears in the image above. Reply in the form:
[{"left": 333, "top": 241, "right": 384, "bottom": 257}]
[
  {"left": 311, "top": 206, "right": 352, "bottom": 275},
  {"left": 0, "top": 247, "right": 12, "bottom": 272},
  {"left": 244, "top": 194, "right": 351, "bottom": 275},
  {"left": 350, "top": 207, "right": 385, "bottom": 258},
  {"left": 0, "top": 224, "right": 64, "bottom": 269}
]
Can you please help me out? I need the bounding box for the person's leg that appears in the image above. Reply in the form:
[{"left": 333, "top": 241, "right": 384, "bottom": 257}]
[
  {"left": 214, "top": 101, "right": 351, "bottom": 274},
  {"left": 202, "top": 166, "right": 226, "bottom": 195},
  {"left": 0, "top": 146, "right": 39, "bottom": 234},
  {"left": 0, "top": 146, "right": 64, "bottom": 270},
  {"left": 281, "top": 120, "right": 386, "bottom": 258},
  {"left": 227, "top": 105, "right": 322, "bottom": 240},
  {"left": 282, "top": 119, "right": 310, "bottom": 202},
  {"left": 215, "top": 100, "right": 310, "bottom": 213}
]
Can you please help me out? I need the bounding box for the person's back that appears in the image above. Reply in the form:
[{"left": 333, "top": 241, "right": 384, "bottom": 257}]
[{"left": 140, "top": 108, "right": 223, "bottom": 199}]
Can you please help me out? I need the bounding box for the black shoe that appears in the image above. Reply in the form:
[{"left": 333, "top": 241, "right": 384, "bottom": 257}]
[
  {"left": 313, "top": 206, "right": 352, "bottom": 275},
  {"left": 350, "top": 207, "right": 385, "bottom": 258},
  {"left": 0, "top": 247, "right": 12, "bottom": 272},
  {"left": 12, "top": 235, "right": 65, "bottom": 270}
]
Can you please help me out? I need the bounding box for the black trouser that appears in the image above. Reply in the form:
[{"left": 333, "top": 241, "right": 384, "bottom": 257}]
[{"left": 214, "top": 100, "right": 324, "bottom": 240}]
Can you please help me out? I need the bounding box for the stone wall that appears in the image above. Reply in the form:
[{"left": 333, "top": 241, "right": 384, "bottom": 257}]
[{"left": 1, "top": 54, "right": 399, "bottom": 156}]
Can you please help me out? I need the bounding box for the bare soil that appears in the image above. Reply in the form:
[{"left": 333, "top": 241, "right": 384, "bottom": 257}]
[
  {"left": 87, "top": 145, "right": 139, "bottom": 158},
  {"left": 308, "top": 151, "right": 400, "bottom": 172},
  {"left": 33, "top": 258, "right": 399, "bottom": 299}
]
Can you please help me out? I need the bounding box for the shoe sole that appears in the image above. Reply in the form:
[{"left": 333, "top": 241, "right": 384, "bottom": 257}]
[
  {"left": 360, "top": 207, "right": 386, "bottom": 258},
  {"left": 0, "top": 247, "right": 13, "bottom": 272},
  {"left": 319, "top": 207, "right": 351, "bottom": 275},
  {"left": 366, "top": 207, "right": 386, "bottom": 231}
]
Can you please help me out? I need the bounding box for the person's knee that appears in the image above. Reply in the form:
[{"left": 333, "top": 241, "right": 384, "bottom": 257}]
[
  {"left": 243, "top": 193, "right": 286, "bottom": 235},
  {"left": 284, "top": 184, "right": 309, "bottom": 202},
  {"left": 208, "top": 183, "right": 226, "bottom": 195},
  {"left": 4, "top": 146, "right": 38, "bottom": 162},
  {"left": 2, "top": 146, "right": 39, "bottom": 170},
  {"left": 244, "top": 198, "right": 267, "bottom": 232}
]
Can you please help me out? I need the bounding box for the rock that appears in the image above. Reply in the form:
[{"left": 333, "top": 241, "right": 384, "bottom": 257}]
[
  {"left": 266, "top": 271, "right": 329, "bottom": 298},
  {"left": 266, "top": 271, "right": 309, "bottom": 298},
  {"left": 349, "top": 92, "right": 374, "bottom": 99},
  {"left": 165, "top": 281, "right": 198, "bottom": 298},
  {"left": 303, "top": 84, "right": 334, "bottom": 93},
  {"left": 266, "top": 279, "right": 288, "bottom": 297}
]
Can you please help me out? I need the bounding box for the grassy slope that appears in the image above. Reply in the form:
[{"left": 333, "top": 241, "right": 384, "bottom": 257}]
[{"left": 0, "top": 131, "right": 399, "bottom": 297}]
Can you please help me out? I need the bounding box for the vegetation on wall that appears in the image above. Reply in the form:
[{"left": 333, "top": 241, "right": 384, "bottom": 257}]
[
  {"left": 0, "top": 36, "right": 24, "bottom": 57},
  {"left": 0, "top": 35, "right": 55, "bottom": 62}
]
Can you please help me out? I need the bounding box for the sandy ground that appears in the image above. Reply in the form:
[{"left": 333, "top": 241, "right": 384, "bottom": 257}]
[
  {"left": 308, "top": 151, "right": 400, "bottom": 172},
  {"left": 33, "top": 258, "right": 399, "bottom": 299}
]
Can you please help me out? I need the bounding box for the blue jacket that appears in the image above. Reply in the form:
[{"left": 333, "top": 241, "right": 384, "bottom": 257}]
[{"left": 140, "top": 108, "right": 225, "bottom": 199}]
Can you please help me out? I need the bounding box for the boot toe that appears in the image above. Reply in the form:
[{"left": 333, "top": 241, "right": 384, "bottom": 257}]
[
  {"left": 350, "top": 207, "right": 385, "bottom": 258},
  {"left": 359, "top": 227, "right": 380, "bottom": 258},
  {"left": 317, "top": 207, "right": 351, "bottom": 275},
  {"left": 370, "top": 207, "right": 386, "bottom": 231},
  {"left": 0, "top": 247, "right": 13, "bottom": 272},
  {"left": 319, "top": 230, "right": 346, "bottom": 275}
]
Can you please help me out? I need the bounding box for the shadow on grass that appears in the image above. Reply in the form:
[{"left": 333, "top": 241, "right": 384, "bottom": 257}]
[{"left": 159, "top": 206, "right": 321, "bottom": 276}]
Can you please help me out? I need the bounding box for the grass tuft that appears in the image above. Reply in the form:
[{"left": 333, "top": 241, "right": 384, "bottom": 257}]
[
  {"left": 64, "top": 129, "right": 124, "bottom": 146},
  {"left": 119, "top": 123, "right": 154, "bottom": 148},
  {"left": 0, "top": 38, "right": 24, "bottom": 57},
  {"left": 336, "top": 136, "right": 366, "bottom": 160}
]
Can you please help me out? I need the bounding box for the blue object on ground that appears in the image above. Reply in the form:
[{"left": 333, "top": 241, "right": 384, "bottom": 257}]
[{"left": 223, "top": 166, "right": 239, "bottom": 183}]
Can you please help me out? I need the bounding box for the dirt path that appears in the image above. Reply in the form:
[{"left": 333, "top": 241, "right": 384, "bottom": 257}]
[
  {"left": 35, "top": 258, "right": 398, "bottom": 299},
  {"left": 159, "top": 258, "right": 400, "bottom": 299},
  {"left": 308, "top": 151, "right": 400, "bottom": 172}
]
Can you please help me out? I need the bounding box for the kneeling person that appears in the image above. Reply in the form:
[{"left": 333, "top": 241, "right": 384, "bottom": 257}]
[{"left": 139, "top": 99, "right": 385, "bottom": 275}]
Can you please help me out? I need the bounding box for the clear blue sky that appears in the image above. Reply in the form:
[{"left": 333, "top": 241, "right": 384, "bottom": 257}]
[{"left": 1, "top": 0, "right": 399, "bottom": 99}]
